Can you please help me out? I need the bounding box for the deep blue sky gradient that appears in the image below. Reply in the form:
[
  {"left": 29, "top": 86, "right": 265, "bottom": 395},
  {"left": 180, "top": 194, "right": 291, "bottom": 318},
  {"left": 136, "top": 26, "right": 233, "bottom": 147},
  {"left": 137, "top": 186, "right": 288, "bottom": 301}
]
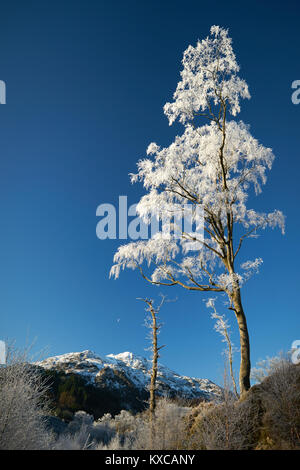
[{"left": 0, "top": 0, "right": 299, "bottom": 384}]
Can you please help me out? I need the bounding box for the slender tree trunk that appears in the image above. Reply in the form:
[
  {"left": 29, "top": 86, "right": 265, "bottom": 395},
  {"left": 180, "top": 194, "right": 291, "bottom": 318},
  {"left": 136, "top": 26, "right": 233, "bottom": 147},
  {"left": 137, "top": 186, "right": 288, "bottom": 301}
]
[
  {"left": 224, "top": 327, "right": 239, "bottom": 399},
  {"left": 149, "top": 308, "right": 158, "bottom": 447},
  {"left": 231, "top": 288, "right": 251, "bottom": 395},
  {"left": 139, "top": 296, "right": 166, "bottom": 447},
  {"left": 150, "top": 310, "right": 158, "bottom": 416}
]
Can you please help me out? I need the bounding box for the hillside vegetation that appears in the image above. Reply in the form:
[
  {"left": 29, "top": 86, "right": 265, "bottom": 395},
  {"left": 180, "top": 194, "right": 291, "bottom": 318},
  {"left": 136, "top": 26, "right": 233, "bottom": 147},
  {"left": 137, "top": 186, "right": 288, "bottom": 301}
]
[{"left": 0, "top": 354, "right": 299, "bottom": 450}]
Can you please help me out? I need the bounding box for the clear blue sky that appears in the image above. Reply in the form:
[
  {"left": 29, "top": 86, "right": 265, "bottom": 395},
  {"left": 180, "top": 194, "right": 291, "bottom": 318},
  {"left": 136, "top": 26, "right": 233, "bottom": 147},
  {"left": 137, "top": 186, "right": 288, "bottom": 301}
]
[{"left": 0, "top": 0, "right": 299, "bottom": 385}]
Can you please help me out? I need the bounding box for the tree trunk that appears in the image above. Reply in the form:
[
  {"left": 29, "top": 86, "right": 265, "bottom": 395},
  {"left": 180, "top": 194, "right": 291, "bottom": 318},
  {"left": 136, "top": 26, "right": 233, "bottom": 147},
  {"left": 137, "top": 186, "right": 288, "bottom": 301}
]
[
  {"left": 231, "top": 288, "right": 251, "bottom": 395},
  {"left": 150, "top": 331, "right": 158, "bottom": 416},
  {"left": 149, "top": 306, "right": 158, "bottom": 446},
  {"left": 224, "top": 327, "right": 239, "bottom": 399}
]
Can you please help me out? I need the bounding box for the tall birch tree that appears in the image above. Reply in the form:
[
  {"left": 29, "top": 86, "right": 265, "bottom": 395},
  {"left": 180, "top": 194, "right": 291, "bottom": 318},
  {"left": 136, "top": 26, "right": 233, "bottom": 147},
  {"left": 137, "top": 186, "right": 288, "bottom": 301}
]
[{"left": 110, "top": 26, "right": 285, "bottom": 395}]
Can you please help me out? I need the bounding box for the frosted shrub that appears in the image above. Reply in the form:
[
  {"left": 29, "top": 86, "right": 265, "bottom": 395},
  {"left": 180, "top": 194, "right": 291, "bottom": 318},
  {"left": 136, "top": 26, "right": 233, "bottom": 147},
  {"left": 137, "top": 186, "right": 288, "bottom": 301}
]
[
  {"left": 54, "top": 410, "right": 116, "bottom": 449},
  {"left": 257, "top": 360, "right": 300, "bottom": 449},
  {"left": 96, "top": 398, "right": 191, "bottom": 450},
  {"left": 251, "top": 353, "right": 290, "bottom": 383},
  {"left": 188, "top": 395, "right": 259, "bottom": 450},
  {"left": 132, "top": 398, "right": 190, "bottom": 450},
  {"left": 0, "top": 348, "right": 53, "bottom": 450},
  {"left": 54, "top": 409, "right": 137, "bottom": 449},
  {"left": 188, "top": 357, "right": 300, "bottom": 450},
  {"left": 92, "top": 414, "right": 116, "bottom": 445}
]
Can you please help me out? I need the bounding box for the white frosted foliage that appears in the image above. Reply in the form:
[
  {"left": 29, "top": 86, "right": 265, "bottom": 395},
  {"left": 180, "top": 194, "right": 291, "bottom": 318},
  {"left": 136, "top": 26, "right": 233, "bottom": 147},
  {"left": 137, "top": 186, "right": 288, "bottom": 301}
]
[{"left": 110, "top": 26, "right": 285, "bottom": 294}]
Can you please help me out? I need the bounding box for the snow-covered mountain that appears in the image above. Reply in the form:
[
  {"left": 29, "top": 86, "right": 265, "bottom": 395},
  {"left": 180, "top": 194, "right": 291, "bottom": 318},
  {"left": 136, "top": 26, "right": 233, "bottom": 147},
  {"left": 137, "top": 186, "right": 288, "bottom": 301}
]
[{"left": 37, "top": 350, "right": 222, "bottom": 402}]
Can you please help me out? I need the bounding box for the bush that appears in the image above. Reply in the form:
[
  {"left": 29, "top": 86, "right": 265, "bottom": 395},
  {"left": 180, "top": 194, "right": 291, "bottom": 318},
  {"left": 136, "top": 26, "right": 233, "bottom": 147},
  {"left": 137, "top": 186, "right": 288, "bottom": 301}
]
[
  {"left": 187, "top": 395, "right": 260, "bottom": 450},
  {"left": 255, "top": 360, "right": 300, "bottom": 449},
  {"left": 53, "top": 398, "right": 190, "bottom": 450},
  {"left": 0, "top": 348, "right": 53, "bottom": 450},
  {"left": 187, "top": 357, "right": 300, "bottom": 450}
]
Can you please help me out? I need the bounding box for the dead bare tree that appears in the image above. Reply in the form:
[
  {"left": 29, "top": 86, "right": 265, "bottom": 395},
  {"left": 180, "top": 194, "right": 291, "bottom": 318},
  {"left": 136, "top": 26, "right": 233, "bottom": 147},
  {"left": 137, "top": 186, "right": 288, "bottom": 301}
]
[{"left": 138, "top": 296, "right": 166, "bottom": 443}]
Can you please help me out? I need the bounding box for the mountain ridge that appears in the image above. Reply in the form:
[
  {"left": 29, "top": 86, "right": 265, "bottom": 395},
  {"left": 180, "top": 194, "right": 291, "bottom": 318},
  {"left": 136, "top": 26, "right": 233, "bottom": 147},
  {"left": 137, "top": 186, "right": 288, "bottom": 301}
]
[{"left": 37, "top": 349, "right": 223, "bottom": 402}]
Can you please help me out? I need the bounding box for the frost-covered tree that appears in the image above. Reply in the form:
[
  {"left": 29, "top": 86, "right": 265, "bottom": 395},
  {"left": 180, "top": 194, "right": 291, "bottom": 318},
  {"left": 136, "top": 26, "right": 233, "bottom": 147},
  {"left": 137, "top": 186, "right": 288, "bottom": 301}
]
[
  {"left": 139, "top": 297, "right": 164, "bottom": 418},
  {"left": 139, "top": 295, "right": 166, "bottom": 445},
  {"left": 110, "top": 26, "right": 285, "bottom": 395},
  {"left": 207, "top": 298, "right": 238, "bottom": 398}
]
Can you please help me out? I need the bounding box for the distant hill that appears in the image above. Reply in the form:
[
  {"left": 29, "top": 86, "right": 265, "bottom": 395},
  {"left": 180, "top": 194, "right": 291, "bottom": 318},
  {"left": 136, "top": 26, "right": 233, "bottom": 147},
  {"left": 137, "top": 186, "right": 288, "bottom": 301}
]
[{"left": 36, "top": 350, "right": 223, "bottom": 420}]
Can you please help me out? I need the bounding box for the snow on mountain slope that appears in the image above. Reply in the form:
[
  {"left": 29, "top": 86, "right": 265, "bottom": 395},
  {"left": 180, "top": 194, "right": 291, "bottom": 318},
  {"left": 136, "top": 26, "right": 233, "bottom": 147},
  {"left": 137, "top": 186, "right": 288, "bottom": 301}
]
[{"left": 37, "top": 350, "right": 222, "bottom": 401}]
